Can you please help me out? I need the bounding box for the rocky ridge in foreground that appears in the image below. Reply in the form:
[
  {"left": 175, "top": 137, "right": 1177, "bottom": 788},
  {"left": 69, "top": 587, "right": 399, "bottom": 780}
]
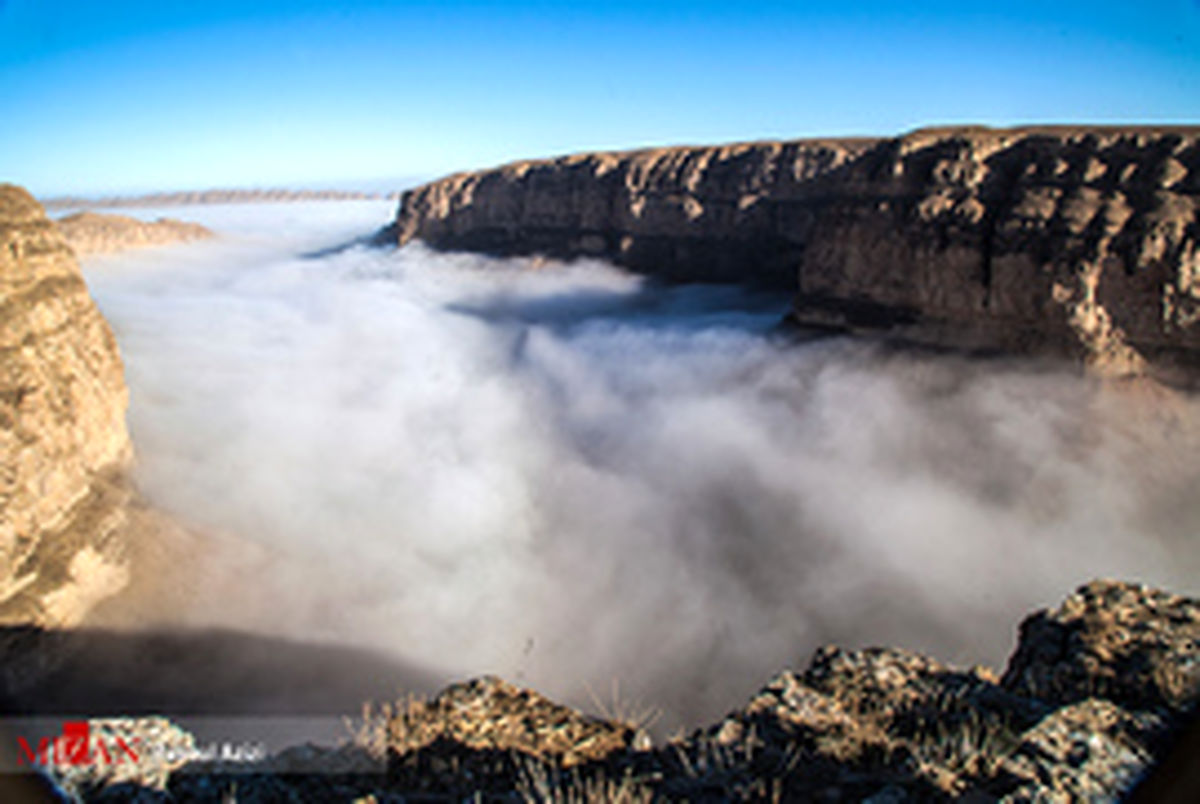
[
  {"left": 56, "top": 211, "right": 213, "bottom": 256},
  {"left": 392, "top": 126, "right": 1200, "bottom": 382},
  {"left": 49, "top": 580, "right": 1200, "bottom": 802}
]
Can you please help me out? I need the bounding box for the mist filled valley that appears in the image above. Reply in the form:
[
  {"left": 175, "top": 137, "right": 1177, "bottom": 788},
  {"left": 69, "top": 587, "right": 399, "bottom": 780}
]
[
  {"left": 5, "top": 0, "right": 1197, "bottom": 794},
  {"left": 75, "top": 200, "right": 1200, "bottom": 732}
]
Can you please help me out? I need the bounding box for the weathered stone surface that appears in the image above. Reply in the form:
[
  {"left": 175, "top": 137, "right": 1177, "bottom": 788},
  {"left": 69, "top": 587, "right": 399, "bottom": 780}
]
[
  {"left": 393, "top": 126, "right": 1200, "bottom": 380},
  {"left": 999, "top": 700, "right": 1161, "bottom": 803},
  {"left": 56, "top": 211, "right": 212, "bottom": 256},
  {"left": 43, "top": 717, "right": 198, "bottom": 799},
  {"left": 674, "top": 581, "right": 1197, "bottom": 801},
  {"left": 67, "top": 581, "right": 1200, "bottom": 802},
  {"left": 0, "top": 184, "right": 134, "bottom": 625},
  {"left": 376, "top": 676, "right": 635, "bottom": 767},
  {"left": 1001, "top": 580, "right": 1200, "bottom": 712}
]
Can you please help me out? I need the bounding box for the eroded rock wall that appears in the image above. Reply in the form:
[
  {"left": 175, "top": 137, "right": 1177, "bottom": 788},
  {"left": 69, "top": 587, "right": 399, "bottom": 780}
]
[
  {"left": 394, "top": 126, "right": 1200, "bottom": 378},
  {"left": 0, "top": 184, "right": 134, "bottom": 625},
  {"left": 56, "top": 211, "right": 212, "bottom": 256}
]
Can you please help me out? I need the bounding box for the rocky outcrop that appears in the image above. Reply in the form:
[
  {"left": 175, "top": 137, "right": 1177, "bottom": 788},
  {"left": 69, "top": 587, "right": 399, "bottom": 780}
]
[
  {"left": 368, "top": 676, "right": 636, "bottom": 766},
  {"left": 67, "top": 580, "right": 1200, "bottom": 801},
  {"left": 687, "top": 580, "right": 1197, "bottom": 801},
  {"left": 1002, "top": 581, "right": 1200, "bottom": 713},
  {"left": 56, "top": 212, "right": 212, "bottom": 256},
  {"left": 0, "top": 185, "right": 136, "bottom": 626},
  {"left": 393, "top": 125, "right": 1200, "bottom": 380}
]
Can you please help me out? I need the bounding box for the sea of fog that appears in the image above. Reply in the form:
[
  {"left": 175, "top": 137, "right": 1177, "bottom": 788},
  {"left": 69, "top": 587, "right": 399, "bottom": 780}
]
[{"left": 77, "top": 200, "right": 1200, "bottom": 730}]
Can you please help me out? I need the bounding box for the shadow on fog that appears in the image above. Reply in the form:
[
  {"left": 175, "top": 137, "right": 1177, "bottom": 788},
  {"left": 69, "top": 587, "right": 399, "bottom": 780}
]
[
  {"left": 0, "top": 626, "right": 442, "bottom": 717},
  {"left": 444, "top": 280, "right": 793, "bottom": 333}
]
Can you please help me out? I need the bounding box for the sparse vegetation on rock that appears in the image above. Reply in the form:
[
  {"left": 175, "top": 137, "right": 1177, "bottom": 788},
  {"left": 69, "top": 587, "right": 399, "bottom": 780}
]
[{"left": 51, "top": 580, "right": 1200, "bottom": 802}]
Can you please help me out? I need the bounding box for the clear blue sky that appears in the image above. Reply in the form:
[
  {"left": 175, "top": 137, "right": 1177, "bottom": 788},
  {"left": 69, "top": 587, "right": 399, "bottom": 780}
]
[{"left": 2, "top": 1, "right": 1197, "bottom": 196}]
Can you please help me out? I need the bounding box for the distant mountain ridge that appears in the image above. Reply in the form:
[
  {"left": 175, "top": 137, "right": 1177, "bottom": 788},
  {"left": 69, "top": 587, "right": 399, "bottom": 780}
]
[
  {"left": 57, "top": 211, "right": 214, "bottom": 255},
  {"left": 42, "top": 187, "right": 400, "bottom": 209}
]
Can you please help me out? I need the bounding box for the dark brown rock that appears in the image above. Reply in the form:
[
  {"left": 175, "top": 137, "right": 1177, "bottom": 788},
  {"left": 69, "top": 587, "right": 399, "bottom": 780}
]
[
  {"left": 998, "top": 700, "right": 1162, "bottom": 803},
  {"left": 1001, "top": 580, "right": 1200, "bottom": 712}
]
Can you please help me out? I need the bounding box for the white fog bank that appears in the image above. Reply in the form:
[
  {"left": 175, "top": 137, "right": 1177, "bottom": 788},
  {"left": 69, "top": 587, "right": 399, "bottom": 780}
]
[{"left": 81, "top": 201, "right": 1200, "bottom": 729}]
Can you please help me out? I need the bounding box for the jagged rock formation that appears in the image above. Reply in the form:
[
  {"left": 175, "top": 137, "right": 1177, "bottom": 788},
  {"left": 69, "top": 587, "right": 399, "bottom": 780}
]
[
  {"left": 688, "top": 580, "right": 1198, "bottom": 801},
  {"left": 0, "top": 185, "right": 136, "bottom": 626},
  {"left": 64, "top": 580, "right": 1200, "bottom": 802},
  {"left": 371, "top": 677, "right": 636, "bottom": 766},
  {"left": 1002, "top": 581, "right": 1200, "bottom": 713},
  {"left": 393, "top": 125, "right": 1200, "bottom": 380},
  {"left": 55, "top": 212, "right": 213, "bottom": 256}
]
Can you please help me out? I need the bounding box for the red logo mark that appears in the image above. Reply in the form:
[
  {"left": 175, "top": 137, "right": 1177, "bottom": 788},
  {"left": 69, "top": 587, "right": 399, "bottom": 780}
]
[{"left": 16, "top": 721, "right": 140, "bottom": 767}]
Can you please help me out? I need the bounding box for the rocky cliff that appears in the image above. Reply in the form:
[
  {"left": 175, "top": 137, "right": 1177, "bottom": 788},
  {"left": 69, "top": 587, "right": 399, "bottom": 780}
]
[
  {"left": 0, "top": 185, "right": 137, "bottom": 626},
  {"left": 52, "top": 580, "right": 1200, "bottom": 802},
  {"left": 393, "top": 126, "right": 1200, "bottom": 380},
  {"left": 56, "top": 211, "right": 213, "bottom": 256}
]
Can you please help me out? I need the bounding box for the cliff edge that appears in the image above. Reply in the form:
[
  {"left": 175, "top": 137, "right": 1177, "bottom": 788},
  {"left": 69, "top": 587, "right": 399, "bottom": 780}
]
[
  {"left": 0, "top": 185, "right": 136, "bottom": 626},
  {"left": 47, "top": 580, "right": 1200, "bottom": 801},
  {"left": 393, "top": 126, "right": 1200, "bottom": 380},
  {"left": 56, "top": 211, "right": 213, "bottom": 256}
]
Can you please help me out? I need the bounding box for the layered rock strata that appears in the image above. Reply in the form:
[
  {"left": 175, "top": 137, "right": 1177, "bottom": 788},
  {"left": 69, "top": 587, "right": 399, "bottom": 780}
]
[
  {"left": 0, "top": 185, "right": 136, "bottom": 625},
  {"left": 393, "top": 126, "right": 1200, "bottom": 379},
  {"left": 56, "top": 211, "right": 212, "bottom": 256}
]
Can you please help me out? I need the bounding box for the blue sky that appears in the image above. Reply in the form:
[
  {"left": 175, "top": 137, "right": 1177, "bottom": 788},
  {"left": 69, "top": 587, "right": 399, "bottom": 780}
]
[{"left": 2, "top": 1, "right": 1197, "bottom": 196}]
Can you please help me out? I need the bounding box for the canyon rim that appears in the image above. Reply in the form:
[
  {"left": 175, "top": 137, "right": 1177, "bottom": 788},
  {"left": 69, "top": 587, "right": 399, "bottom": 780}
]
[
  {"left": 1, "top": 124, "right": 1199, "bottom": 801},
  {"left": 393, "top": 126, "right": 1200, "bottom": 382}
]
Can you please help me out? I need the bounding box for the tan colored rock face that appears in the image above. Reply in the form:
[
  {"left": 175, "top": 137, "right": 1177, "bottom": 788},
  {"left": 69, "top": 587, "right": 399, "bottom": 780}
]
[
  {"left": 0, "top": 184, "right": 134, "bottom": 625},
  {"left": 393, "top": 126, "right": 1200, "bottom": 381},
  {"left": 56, "top": 211, "right": 212, "bottom": 256}
]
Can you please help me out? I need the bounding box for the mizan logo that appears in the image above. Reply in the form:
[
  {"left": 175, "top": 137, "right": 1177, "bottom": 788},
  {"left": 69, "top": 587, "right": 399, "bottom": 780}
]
[{"left": 16, "top": 721, "right": 140, "bottom": 767}]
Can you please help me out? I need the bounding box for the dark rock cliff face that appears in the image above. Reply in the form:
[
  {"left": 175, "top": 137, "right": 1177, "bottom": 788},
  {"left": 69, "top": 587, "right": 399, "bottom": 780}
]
[
  {"left": 0, "top": 185, "right": 136, "bottom": 626},
  {"left": 393, "top": 126, "right": 1200, "bottom": 380}
]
